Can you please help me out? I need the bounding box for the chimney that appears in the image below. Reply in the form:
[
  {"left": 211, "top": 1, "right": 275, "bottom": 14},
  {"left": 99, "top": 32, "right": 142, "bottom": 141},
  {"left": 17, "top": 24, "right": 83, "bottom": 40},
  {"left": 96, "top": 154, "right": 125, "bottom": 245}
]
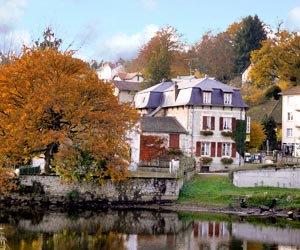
[{"left": 174, "top": 82, "right": 179, "bottom": 100}]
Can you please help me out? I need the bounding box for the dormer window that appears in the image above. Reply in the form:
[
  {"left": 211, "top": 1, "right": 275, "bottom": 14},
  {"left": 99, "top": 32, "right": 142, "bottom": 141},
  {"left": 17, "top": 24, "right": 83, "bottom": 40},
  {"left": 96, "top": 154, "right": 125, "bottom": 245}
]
[
  {"left": 203, "top": 91, "right": 211, "bottom": 104},
  {"left": 224, "top": 93, "right": 232, "bottom": 105}
]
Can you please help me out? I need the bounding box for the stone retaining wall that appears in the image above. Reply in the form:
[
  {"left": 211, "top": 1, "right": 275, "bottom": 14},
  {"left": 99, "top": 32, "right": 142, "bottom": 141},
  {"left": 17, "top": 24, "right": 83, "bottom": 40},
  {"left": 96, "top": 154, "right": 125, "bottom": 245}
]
[
  {"left": 19, "top": 171, "right": 194, "bottom": 202},
  {"left": 233, "top": 167, "right": 300, "bottom": 188}
]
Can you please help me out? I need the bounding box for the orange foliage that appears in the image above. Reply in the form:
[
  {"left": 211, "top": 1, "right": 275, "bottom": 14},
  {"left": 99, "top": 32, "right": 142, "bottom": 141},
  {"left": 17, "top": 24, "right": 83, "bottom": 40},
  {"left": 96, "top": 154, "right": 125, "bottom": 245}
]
[{"left": 0, "top": 47, "right": 138, "bottom": 185}]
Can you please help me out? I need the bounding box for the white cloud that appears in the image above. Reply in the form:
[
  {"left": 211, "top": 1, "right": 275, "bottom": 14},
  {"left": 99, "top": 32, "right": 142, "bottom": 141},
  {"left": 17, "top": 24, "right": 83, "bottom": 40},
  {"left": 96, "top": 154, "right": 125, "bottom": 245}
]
[
  {"left": 286, "top": 7, "right": 300, "bottom": 31},
  {"left": 93, "top": 24, "right": 159, "bottom": 62},
  {"left": 0, "top": 29, "right": 31, "bottom": 54},
  {"left": 0, "top": 0, "right": 27, "bottom": 33}
]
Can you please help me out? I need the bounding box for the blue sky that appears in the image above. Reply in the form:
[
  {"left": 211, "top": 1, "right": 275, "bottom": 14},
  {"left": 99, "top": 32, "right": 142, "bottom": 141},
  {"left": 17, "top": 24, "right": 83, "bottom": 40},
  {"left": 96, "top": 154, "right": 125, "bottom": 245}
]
[{"left": 2, "top": 0, "right": 300, "bottom": 62}]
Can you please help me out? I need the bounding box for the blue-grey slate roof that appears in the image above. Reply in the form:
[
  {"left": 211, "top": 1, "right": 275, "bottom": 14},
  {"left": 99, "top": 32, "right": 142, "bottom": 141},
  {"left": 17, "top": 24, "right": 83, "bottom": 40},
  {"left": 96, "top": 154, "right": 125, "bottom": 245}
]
[{"left": 134, "top": 77, "right": 248, "bottom": 109}]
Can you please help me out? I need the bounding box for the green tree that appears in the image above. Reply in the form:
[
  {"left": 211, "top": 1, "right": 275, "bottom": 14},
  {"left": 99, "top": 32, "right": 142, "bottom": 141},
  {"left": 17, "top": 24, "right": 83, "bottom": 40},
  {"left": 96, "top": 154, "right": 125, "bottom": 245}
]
[
  {"left": 192, "top": 30, "right": 235, "bottom": 82},
  {"left": 262, "top": 115, "right": 277, "bottom": 151},
  {"left": 34, "top": 27, "right": 63, "bottom": 50},
  {"left": 264, "top": 85, "right": 281, "bottom": 100},
  {"left": 136, "top": 26, "right": 184, "bottom": 87},
  {"left": 234, "top": 15, "right": 267, "bottom": 74}
]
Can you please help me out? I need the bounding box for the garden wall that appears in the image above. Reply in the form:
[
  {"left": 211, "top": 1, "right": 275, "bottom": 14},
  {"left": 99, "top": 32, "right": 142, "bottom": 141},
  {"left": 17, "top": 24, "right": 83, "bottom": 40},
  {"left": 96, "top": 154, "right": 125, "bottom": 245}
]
[
  {"left": 233, "top": 167, "right": 300, "bottom": 189},
  {"left": 19, "top": 171, "right": 194, "bottom": 202}
]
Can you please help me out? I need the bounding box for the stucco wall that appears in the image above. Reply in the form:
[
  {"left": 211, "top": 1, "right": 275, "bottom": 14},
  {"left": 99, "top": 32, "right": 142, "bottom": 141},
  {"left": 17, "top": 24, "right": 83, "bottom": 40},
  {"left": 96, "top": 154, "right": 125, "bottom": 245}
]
[
  {"left": 19, "top": 175, "right": 189, "bottom": 202},
  {"left": 233, "top": 167, "right": 300, "bottom": 188}
]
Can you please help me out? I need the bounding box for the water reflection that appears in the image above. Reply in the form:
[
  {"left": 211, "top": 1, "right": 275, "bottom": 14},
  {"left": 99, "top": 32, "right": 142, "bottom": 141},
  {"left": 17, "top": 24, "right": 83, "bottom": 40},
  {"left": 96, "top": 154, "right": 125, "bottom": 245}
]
[{"left": 0, "top": 208, "right": 299, "bottom": 250}]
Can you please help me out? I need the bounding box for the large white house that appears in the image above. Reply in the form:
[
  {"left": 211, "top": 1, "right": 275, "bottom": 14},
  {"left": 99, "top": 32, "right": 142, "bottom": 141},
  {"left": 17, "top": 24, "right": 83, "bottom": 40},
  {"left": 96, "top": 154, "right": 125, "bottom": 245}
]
[
  {"left": 281, "top": 86, "right": 300, "bottom": 156},
  {"left": 134, "top": 77, "right": 248, "bottom": 171}
]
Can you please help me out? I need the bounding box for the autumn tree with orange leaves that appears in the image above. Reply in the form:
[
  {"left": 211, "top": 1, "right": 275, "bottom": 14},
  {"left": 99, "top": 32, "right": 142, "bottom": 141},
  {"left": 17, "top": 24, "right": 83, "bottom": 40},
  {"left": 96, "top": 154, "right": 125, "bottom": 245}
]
[{"left": 0, "top": 45, "right": 138, "bottom": 185}]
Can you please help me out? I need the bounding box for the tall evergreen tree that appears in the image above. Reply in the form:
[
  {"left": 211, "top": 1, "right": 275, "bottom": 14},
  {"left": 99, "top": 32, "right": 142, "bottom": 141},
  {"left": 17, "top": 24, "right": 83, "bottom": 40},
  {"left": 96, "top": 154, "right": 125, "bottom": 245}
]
[
  {"left": 262, "top": 115, "right": 277, "bottom": 151},
  {"left": 234, "top": 15, "right": 267, "bottom": 74}
]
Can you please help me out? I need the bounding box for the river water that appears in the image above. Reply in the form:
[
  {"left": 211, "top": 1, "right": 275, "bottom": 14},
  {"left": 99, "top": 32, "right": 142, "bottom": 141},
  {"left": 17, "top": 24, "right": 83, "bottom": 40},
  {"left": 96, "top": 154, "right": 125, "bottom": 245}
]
[{"left": 0, "top": 208, "right": 299, "bottom": 250}]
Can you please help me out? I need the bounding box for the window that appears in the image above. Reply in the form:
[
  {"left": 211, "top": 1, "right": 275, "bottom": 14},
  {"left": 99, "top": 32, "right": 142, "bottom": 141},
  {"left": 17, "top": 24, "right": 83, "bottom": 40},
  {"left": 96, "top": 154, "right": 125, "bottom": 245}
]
[
  {"left": 224, "top": 93, "right": 232, "bottom": 105},
  {"left": 287, "top": 128, "right": 293, "bottom": 137},
  {"left": 203, "top": 92, "right": 211, "bottom": 104},
  {"left": 288, "top": 112, "right": 293, "bottom": 121},
  {"left": 201, "top": 142, "right": 210, "bottom": 156},
  {"left": 203, "top": 116, "right": 215, "bottom": 130},
  {"left": 223, "top": 117, "right": 232, "bottom": 130},
  {"left": 222, "top": 143, "right": 231, "bottom": 157}
]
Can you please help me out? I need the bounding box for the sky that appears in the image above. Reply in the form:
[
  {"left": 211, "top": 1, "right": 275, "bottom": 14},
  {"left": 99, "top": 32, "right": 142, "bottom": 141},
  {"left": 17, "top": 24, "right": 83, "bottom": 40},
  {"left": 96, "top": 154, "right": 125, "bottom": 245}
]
[{"left": 1, "top": 0, "right": 300, "bottom": 63}]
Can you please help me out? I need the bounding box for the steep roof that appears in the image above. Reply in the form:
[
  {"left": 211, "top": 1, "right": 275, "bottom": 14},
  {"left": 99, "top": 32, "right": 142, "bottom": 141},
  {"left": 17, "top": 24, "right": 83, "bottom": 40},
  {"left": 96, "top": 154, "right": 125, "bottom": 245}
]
[
  {"left": 134, "top": 77, "right": 248, "bottom": 109},
  {"left": 141, "top": 116, "right": 187, "bottom": 134},
  {"left": 115, "top": 72, "right": 142, "bottom": 80},
  {"left": 281, "top": 85, "right": 300, "bottom": 95},
  {"left": 114, "top": 80, "right": 140, "bottom": 91}
]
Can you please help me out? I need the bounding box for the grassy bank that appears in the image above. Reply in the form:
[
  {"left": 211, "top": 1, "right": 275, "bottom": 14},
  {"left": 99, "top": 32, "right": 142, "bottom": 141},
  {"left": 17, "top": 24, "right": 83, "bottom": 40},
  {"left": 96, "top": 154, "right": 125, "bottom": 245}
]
[{"left": 178, "top": 174, "right": 300, "bottom": 209}]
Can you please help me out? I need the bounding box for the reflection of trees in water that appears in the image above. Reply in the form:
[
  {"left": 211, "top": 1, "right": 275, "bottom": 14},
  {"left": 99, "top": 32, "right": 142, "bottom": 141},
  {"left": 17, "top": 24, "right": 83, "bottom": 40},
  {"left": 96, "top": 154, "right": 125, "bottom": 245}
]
[{"left": 46, "top": 227, "right": 127, "bottom": 250}]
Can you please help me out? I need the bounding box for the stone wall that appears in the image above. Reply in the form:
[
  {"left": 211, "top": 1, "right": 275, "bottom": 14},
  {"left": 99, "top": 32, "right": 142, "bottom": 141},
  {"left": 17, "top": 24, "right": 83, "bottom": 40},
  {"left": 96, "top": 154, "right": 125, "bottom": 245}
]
[
  {"left": 233, "top": 167, "right": 300, "bottom": 188},
  {"left": 19, "top": 174, "right": 192, "bottom": 202}
]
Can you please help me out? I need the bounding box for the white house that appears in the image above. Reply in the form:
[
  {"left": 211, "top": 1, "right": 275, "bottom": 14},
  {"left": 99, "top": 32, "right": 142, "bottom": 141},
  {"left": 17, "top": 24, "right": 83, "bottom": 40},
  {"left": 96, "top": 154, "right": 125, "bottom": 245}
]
[
  {"left": 281, "top": 86, "right": 300, "bottom": 156},
  {"left": 241, "top": 64, "right": 252, "bottom": 84},
  {"left": 134, "top": 77, "right": 248, "bottom": 171},
  {"left": 96, "top": 62, "right": 124, "bottom": 82}
]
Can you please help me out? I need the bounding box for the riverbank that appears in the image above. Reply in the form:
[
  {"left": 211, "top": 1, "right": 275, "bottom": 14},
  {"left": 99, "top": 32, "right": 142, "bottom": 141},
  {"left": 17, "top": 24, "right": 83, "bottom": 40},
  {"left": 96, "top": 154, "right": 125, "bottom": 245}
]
[
  {"left": 164, "top": 173, "right": 300, "bottom": 219},
  {"left": 2, "top": 173, "right": 300, "bottom": 220}
]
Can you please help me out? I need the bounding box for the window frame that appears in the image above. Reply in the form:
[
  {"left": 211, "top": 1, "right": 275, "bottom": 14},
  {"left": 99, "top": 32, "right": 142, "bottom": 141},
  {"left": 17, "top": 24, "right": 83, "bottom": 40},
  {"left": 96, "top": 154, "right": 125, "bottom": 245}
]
[
  {"left": 203, "top": 91, "right": 211, "bottom": 104},
  {"left": 223, "top": 117, "right": 232, "bottom": 130},
  {"left": 224, "top": 93, "right": 232, "bottom": 105},
  {"left": 287, "top": 128, "right": 293, "bottom": 137},
  {"left": 201, "top": 142, "right": 210, "bottom": 156},
  {"left": 287, "top": 112, "right": 293, "bottom": 121},
  {"left": 222, "top": 143, "right": 232, "bottom": 157}
]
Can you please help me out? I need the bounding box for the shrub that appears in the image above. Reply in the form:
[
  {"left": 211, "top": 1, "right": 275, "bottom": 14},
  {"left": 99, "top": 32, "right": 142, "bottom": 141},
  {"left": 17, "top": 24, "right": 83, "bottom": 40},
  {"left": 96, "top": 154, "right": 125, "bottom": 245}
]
[
  {"left": 201, "top": 157, "right": 213, "bottom": 164},
  {"left": 221, "top": 131, "right": 232, "bottom": 137},
  {"left": 66, "top": 189, "right": 80, "bottom": 201},
  {"left": 200, "top": 130, "right": 214, "bottom": 136},
  {"left": 221, "top": 157, "right": 233, "bottom": 165}
]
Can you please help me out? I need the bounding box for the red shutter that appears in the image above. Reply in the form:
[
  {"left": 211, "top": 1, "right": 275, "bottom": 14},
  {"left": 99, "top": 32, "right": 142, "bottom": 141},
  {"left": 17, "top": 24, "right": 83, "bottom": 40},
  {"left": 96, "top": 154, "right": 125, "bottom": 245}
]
[
  {"left": 211, "top": 117, "right": 215, "bottom": 130},
  {"left": 196, "top": 141, "right": 201, "bottom": 156},
  {"left": 219, "top": 117, "right": 223, "bottom": 131},
  {"left": 169, "top": 134, "right": 179, "bottom": 149},
  {"left": 232, "top": 118, "right": 236, "bottom": 132},
  {"left": 217, "top": 142, "right": 222, "bottom": 157},
  {"left": 232, "top": 143, "right": 236, "bottom": 157},
  {"left": 203, "top": 116, "right": 207, "bottom": 130},
  {"left": 211, "top": 142, "right": 216, "bottom": 157}
]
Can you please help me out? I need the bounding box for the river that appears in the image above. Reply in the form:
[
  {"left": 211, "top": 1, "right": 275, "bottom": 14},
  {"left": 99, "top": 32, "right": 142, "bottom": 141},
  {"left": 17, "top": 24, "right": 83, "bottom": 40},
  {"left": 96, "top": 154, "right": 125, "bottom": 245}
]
[{"left": 0, "top": 207, "right": 299, "bottom": 250}]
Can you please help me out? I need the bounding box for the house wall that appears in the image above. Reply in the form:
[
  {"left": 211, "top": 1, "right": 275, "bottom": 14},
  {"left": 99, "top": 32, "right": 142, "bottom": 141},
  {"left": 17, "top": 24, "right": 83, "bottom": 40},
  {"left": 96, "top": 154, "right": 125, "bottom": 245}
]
[
  {"left": 97, "top": 64, "right": 112, "bottom": 81},
  {"left": 127, "top": 126, "right": 140, "bottom": 170},
  {"left": 158, "top": 106, "right": 246, "bottom": 171},
  {"left": 282, "top": 95, "right": 300, "bottom": 156},
  {"left": 118, "top": 91, "right": 135, "bottom": 103}
]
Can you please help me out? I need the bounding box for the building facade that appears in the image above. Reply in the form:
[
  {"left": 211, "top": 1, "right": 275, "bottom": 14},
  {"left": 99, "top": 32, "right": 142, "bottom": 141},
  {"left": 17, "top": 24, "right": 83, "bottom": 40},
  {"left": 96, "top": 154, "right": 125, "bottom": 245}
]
[
  {"left": 281, "top": 86, "right": 300, "bottom": 156},
  {"left": 134, "top": 77, "right": 248, "bottom": 171}
]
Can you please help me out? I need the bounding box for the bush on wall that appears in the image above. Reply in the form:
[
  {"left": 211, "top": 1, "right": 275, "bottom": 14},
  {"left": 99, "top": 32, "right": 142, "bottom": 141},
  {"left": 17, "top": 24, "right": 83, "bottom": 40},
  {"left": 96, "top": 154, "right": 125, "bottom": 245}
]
[
  {"left": 200, "top": 130, "right": 214, "bottom": 136},
  {"left": 201, "top": 157, "right": 213, "bottom": 164},
  {"left": 221, "top": 157, "right": 233, "bottom": 165}
]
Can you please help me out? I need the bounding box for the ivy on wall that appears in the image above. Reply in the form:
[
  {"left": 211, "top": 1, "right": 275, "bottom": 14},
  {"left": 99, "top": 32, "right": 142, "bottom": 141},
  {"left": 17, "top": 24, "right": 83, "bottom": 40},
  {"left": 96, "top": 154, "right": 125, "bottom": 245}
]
[{"left": 232, "top": 119, "right": 247, "bottom": 157}]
